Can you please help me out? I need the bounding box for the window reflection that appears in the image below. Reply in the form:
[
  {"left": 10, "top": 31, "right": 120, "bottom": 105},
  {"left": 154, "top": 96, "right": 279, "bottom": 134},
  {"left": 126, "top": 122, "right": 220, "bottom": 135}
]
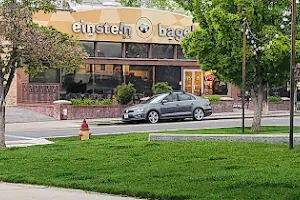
[
  {"left": 155, "top": 66, "right": 181, "bottom": 90},
  {"left": 30, "top": 68, "right": 60, "bottom": 83},
  {"left": 81, "top": 41, "right": 95, "bottom": 57},
  {"left": 126, "top": 43, "right": 148, "bottom": 58},
  {"left": 212, "top": 81, "right": 228, "bottom": 95},
  {"left": 125, "top": 65, "right": 153, "bottom": 96},
  {"left": 62, "top": 64, "right": 92, "bottom": 95},
  {"left": 95, "top": 42, "right": 122, "bottom": 57},
  {"left": 94, "top": 64, "right": 123, "bottom": 94},
  {"left": 152, "top": 44, "right": 174, "bottom": 59}
]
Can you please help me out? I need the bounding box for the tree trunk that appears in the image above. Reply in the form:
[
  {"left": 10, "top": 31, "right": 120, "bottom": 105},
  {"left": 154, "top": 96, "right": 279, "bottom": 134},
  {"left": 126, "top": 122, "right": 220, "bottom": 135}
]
[
  {"left": 262, "top": 88, "right": 269, "bottom": 115},
  {"left": 251, "top": 86, "right": 264, "bottom": 132},
  {"left": 0, "top": 100, "right": 5, "bottom": 148}
]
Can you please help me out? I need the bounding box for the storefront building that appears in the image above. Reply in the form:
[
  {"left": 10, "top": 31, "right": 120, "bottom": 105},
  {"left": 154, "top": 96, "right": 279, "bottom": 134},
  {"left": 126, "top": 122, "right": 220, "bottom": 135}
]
[{"left": 6, "top": 7, "right": 237, "bottom": 105}]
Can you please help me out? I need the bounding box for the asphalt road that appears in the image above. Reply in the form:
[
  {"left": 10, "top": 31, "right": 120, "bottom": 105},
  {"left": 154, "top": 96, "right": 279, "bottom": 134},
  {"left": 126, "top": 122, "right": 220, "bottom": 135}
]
[{"left": 5, "top": 116, "right": 300, "bottom": 141}]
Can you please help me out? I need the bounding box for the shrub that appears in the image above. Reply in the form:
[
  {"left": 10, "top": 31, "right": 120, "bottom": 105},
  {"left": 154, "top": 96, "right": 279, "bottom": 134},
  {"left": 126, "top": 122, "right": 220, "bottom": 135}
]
[
  {"left": 114, "top": 84, "right": 136, "bottom": 105},
  {"left": 94, "top": 100, "right": 101, "bottom": 105},
  {"left": 82, "top": 98, "right": 94, "bottom": 105},
  {"left": 152, "top": 82, "right": 173, "bottom": 94},
  {"left": 70, "top": 98, "right": 82, "bottom": 105},
  {"left": 101, "top": 98, "right": 112, "bottom": 105},
  {"left": 268, "top": 96, "right": 283, "bottom": 102},
  {"left": 201, "top": 95, "right": 221, "bottom": 102}
]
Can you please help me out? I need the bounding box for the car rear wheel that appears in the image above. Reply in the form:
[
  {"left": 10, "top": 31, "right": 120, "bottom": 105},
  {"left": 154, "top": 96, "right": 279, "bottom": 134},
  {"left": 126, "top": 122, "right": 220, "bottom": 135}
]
[
  {"left": 148, "top": 111, "right": 159, "bottom": 124},
  {"left": 193, "top": 108, "right": 204, "bottom": 121}
]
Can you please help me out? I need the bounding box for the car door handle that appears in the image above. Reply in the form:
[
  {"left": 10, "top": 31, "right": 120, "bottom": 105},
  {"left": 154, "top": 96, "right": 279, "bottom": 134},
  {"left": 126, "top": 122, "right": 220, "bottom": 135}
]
[
  {"left": 176, "top": 104, "right": 180, "bottom": 106},
  {"left": 191, "top": 103, "right": 194, "bottom": 105}
]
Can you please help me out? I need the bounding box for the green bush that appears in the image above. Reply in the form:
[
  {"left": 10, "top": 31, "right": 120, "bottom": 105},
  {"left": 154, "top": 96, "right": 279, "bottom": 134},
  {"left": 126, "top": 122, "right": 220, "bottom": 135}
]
[
  {"left": 101, "top": 98, "right": 112, "bottom": 105},
  {"left": 70, "top": 98, "right": 112, "bottom": 106},
  {"left": 82, "top": 98, "right": 94, "bottom": 105},
  {"left": 201, "top": 95, "right": 221, "bottom": 102},
  {"left": 114, "top": 84, "right": 136, "bottom": 105},
  {"left": 94, "top": 100, "right": 101, "bottom": 105},
  {"left": 268, "top": 96, "right": 283, "bottom": 102},
  {"left": 152, "top": 82, "right": 173, "bottom": 94},
  {"left": 70, "top": 98, "right": 82, "bottom": 105}
]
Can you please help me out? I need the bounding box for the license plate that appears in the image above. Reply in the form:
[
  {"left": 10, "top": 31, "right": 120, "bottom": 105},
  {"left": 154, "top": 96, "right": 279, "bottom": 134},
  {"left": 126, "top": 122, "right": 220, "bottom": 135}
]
[{"left": 124, "top": 114, "right": 129, "bottom": 119}]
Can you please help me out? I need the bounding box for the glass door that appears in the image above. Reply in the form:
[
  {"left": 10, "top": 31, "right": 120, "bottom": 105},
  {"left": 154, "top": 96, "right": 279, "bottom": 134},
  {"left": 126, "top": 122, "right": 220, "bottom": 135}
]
[
  {"left": 184, "top": 71, "right": 193, "bottom": 93},
  {"left": 184, "top": 70, "right": 203, "bottom": 96}
]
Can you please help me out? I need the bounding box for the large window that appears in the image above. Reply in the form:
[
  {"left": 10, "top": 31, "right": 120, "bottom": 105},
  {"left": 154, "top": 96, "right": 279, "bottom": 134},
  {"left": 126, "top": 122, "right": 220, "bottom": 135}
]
[
  {"left": 94, "top": 64, "right": 123, "bottom": 94},
  {"left": 61, "top": 64, "right": 123, "bottom": 97},
  {"left": 95, "top": 42, "right": 122, "bottom": 57},
  {"left": 61, "top": 64, "right": 93, "bottom": 95},
  {"left": 155, "top": 66, "right": 181, "bottom": 90},
  {"left": 212, "top": 81, "right": 228, "bottom": 95},
  {"left": 126, "top": 43, "right": 148, "bottom": 58},
  {"left": 152, "top": 44, "right": 174, "bottom": 59},
  {"left": 30, "top": 68, "right": 60, "bottom": 83},
  {"left": 81, "top": 41, "right": 95, "bottom": 57},
  {"left": 125, "top": 65, "right": 153, "bottom": 95}
]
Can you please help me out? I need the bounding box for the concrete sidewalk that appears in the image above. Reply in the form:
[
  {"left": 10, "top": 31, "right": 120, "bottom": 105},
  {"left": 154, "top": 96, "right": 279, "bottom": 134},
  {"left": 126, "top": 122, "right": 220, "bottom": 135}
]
[{"left": 0, "top": 182, "right": 143, "bottom": 200}]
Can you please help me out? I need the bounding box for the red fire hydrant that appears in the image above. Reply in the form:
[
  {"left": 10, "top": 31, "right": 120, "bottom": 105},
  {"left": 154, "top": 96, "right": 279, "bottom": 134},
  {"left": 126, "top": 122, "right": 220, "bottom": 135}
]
[{"left": 78, "top": 119, "right": 91, "bottom": 141}]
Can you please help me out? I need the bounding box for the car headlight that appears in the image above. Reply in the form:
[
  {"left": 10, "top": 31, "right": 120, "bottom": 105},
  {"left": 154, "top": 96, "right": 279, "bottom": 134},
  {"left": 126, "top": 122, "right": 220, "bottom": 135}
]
[
  {"left": 205, "top": 100, "right": 211, "bottom": 106},
  {"left": 135, "top": 108, "right": 144, "bottom": 112}
]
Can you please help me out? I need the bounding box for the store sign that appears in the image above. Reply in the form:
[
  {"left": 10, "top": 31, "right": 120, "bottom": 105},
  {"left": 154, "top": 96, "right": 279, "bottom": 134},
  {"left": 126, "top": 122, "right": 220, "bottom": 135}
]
[
  {"left": 205, "top": 75, "right": 215, "bottom": 81},
  {"left": 72, "top": 20, "right": 132, "bottom": 37},
  {"left": 158, "top": 24, "right": 195, "bottom": 41},
  {"left": 72, "top": 20, "right": 195, "bottom": 41}
]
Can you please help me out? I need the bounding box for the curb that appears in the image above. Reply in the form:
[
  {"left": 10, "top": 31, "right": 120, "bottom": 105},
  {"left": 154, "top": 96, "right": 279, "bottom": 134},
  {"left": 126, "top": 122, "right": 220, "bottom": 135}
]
[
  {"left": 206, "top": 113, "right": 297, "bottom": 120},
  {"left": 148, "top": 133, "right": 300, "bottom": 144},
  {"left": 91, "top": 113, "right": 297, "bottom": 126}
]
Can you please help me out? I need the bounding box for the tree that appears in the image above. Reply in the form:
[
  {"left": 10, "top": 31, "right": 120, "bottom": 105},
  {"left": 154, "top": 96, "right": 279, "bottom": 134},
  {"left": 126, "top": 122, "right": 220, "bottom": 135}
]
[
  {"left": 0, "top": 0, "right": 86, "bottom": 148},
  {"left": 176, "top": 0, "right": 300, "bottom": 132},
  {"left": 117, "top": 0, "right": 190, "bottom": 15}
]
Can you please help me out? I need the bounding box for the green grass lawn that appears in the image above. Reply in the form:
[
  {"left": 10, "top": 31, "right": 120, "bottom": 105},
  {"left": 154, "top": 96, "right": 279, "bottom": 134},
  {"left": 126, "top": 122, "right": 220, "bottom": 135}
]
[
  {"left": 162, "top": 126, "right": 300, "bottom": 134},
  {"left": 1, "top": 133, "right": 300, "bottom": 199}
]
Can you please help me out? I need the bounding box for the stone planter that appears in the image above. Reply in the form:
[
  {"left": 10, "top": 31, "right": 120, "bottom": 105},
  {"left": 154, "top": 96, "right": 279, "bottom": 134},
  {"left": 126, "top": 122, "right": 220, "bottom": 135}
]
[
  {"left": 248, "top": 97, "right": 290, "bottom": 111},
  {"left": 60, "top": 105, "right": 127, "bottom": 120},
  {"left": 211, "top": 97, "right": 234, "bottom": 113},
  {"left": 18, "top": 103, "right": 127, "bottom": 120},
  {"left": 18, "top": 96, "right": 235, "bottom": 120}
]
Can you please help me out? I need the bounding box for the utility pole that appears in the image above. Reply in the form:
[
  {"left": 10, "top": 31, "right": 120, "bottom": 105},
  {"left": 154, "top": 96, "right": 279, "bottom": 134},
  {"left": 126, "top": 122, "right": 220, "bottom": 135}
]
[
  {"left": 242, "top": 17, "right": 247, "bottom": 134},
  {"left": 290, "top": 0, "right": 296, "bottom": 149}
]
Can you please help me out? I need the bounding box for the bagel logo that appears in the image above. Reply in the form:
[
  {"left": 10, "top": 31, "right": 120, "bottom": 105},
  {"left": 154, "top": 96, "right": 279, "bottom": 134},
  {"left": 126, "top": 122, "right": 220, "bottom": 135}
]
[
  {"left": 136, "top": 17, "right": 153, "bottom": 39},
  {"left": 139, "top": 23, "right": 150, "bottom": 33}
]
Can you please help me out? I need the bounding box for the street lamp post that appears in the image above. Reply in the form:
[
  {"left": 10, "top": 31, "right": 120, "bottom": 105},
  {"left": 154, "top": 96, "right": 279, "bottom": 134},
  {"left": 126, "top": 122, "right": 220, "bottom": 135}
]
[
  {"left": 242, "top": 17, "right": 247, "bottom": 134},
  {"left": 290, "top": 0, "right": 297, "bottom": 149}
]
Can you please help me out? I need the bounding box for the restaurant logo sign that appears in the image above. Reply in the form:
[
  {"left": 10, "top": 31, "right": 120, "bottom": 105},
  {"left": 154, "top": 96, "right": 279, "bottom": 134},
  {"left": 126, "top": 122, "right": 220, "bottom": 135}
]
[
  {"left": 72, "top": 18, "right": 195, "bottom": 41},
  {"left": 72, "top": 20, "right": 133, "bottom": 38}
]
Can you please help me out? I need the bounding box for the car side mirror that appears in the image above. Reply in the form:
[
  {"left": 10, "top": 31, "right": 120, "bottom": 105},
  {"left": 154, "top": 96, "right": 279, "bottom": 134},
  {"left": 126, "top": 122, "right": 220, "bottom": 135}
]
[{"left": 161, "top": 99, "right": 168, "bottom": 104}]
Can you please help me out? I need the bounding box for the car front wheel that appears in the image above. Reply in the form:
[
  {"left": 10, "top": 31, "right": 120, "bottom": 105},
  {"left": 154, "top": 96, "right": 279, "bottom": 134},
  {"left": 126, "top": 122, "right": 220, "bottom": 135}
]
[
  {"left": 193, "top": 108, "right": 204, "bottom": 121},
  {"left": 147, "top": 111, "right": 159, "bottom": 124}
]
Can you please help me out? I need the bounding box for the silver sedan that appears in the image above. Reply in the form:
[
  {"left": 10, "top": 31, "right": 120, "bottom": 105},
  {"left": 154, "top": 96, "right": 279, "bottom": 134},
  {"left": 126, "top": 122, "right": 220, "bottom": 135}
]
[{"left": 122, "top": 91, "right": 212, "bottom": 124}]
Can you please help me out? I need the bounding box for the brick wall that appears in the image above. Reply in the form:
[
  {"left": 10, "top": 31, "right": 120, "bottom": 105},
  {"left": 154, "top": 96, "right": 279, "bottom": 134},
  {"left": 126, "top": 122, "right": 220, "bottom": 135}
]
[
  {"left": 248, "top": 100, "right": 290, "bottom": 111},
  {"left": 18, "top": 101, "right": 234, "bottom": 121},
  {"left": 6, "top": 69, "right": 29, "bottom": 106},
  {"left": 18, "top": 103, "right": 61, "bottom": 119},
  {"left": 61, "top": 105, "right": 127, "bottom": 120},
  {"left": 211, "top": 100, "right": 234, "bottom": 113}
]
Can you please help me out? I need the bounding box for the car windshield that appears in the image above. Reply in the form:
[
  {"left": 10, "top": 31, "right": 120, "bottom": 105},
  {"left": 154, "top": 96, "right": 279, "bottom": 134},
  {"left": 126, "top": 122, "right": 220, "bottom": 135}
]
[{"left": 141, "top": 94, "right": 166, "bottom": 104}]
